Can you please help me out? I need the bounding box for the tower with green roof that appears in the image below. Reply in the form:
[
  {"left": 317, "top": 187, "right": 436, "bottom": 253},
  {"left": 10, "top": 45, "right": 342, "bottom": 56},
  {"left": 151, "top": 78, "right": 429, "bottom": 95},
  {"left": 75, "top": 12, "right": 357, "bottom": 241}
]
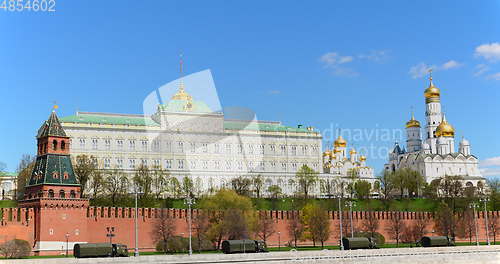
[{"left": 20, "top": 109, "right": 88, "bottom": 208}]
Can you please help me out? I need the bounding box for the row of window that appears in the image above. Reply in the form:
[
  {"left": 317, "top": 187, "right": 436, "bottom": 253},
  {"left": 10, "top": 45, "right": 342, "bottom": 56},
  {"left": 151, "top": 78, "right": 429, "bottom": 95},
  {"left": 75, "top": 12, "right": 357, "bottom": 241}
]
[
  {"left": 101, "top": 157, "right": 318, "bottom": 171},
  {"left": 76, "top": 138, "right": 320, "bottom": 155}
]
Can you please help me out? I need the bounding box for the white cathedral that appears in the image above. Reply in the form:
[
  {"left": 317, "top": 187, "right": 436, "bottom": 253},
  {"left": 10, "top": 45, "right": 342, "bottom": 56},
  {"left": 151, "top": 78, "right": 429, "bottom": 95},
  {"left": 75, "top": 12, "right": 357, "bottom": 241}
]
[{"left": 385, "top": 74, "right": 485, "bottom": 187}]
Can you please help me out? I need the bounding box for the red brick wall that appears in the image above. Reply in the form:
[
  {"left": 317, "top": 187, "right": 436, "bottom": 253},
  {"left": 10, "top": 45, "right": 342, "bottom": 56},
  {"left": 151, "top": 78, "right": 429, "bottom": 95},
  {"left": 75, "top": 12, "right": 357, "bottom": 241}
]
[{"left": 1, "top": 207, "right": 499, "bottom": 255}]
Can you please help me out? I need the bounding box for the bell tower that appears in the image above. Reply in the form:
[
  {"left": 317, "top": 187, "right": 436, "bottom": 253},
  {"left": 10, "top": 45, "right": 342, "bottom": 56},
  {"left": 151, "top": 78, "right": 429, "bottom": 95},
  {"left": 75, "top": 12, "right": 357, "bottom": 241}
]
[{"left": 19, "top": 108, "right": 89, "bottom": 255}]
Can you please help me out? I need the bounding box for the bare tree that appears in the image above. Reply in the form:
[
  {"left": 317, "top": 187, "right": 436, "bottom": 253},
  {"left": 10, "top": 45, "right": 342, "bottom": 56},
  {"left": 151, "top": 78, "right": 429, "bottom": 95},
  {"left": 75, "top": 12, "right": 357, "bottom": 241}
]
[
  {"left": 377, "top": 170, "right": 395, "bottom": 199},
  {"left": 152, "top": 209, "right": 176, "bottom": 254},
  {"left": 255, "top": 212, "right": 275, "bottom": 243},
  {"left": 251, "top": 174, "right": 264, "bottom": 198},
  {"left": 361, "top": 211, "right": 380, "bottom": 239},
  {"left": 459, "top": 209, "right": 475, "bottom": 244},
  {"left": 103, "top": 169, "right": 128, "bottom": 206},
  {"left": 386, "top": 212, "right": 405, "bottom": 246},
  {"left": 287, "top": 211, "right": 304, "bottom": 248},
  {"left": 192, "top": 211, "right": 210, "bottom": 253},
  {"left": 151, "top": 166, "right": 169, "bottom": 199},
  {"left": 488, "top": 214, "right": 499, "bottom": 244},
  {"left": 88, "top": 170, "right": 103, "bottom": 199},
  {"left": 15, "top": 154, "right": 35, "bottom": 200},
  {"left": 434, "top": 201, "right": 458, "bottom": 238},
  {"left": 231, "top": 176, "right": 252, "bottom": 196},
  {"left": 74, "top": 155, "right": 98, "bottom": 196}
]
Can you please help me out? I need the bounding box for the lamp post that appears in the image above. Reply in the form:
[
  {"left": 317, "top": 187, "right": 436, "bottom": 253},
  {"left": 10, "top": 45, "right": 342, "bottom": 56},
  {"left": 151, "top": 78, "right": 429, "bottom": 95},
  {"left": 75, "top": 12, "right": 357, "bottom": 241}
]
[
  {"left": 278, "top": 231, "right": 281, "bottom": 250},
  {"left": 134, "top": 186, "right": 143, "bottom": 257},
  {"left": 346, "top": 201, "right": 356, "bottom": 238},
  {"left": 480, "top": 197, "right": 490, "bottom": 246},
  {"left": 106, "top": 227, "right": 115, "bottom": 244},
  {"left": 338, "top": 194, "right": 344, "bottom": 250},
  {"left": 469, "top": 202, "right": 479, "bottom": 246},
  {"left": 184, "top": 196, "right": 194, "bottom": 256},
  {"left": 65, "top": 233, "right": 69, "bottom": 257}
]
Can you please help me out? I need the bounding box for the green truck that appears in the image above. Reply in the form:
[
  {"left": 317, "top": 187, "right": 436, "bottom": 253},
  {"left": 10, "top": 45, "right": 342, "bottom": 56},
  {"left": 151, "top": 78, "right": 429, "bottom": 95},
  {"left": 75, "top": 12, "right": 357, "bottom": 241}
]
[
  {"left": 419, "top": 236, "right": 455, "bottom": 247},
  {"left": 221, "top": 240, "right": 268, "bottom": 254},
  {"left": 342, "top": 237, "right": 378, "bottom": 250},
  {"left": 73, "top": 243, "right": 129, "bottom": 258}
]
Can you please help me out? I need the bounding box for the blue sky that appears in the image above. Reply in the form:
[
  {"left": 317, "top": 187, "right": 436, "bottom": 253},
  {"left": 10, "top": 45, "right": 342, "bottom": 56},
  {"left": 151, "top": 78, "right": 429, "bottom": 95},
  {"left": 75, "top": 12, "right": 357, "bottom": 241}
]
[{"left": 1, "top": 0, "right": 500, "bottom": 177}]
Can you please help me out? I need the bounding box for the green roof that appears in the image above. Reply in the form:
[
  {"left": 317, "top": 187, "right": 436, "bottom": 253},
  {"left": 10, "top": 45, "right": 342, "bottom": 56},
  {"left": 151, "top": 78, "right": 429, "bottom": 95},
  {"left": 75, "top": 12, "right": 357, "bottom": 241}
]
[
  {"left": 224, "top": 121, "right": 315, "bottom": 133},
  {"left": 158, "top": 99, "right": 213, "bottom": 113},
  {"left": 60, "top": 112, "right": 317, "bottom": 133},
  {"left": 28, "top": 154, "right": 79, "bottom": 186},
  {"left": 60, "top": 113, "right": 159, "bottom": 127}
]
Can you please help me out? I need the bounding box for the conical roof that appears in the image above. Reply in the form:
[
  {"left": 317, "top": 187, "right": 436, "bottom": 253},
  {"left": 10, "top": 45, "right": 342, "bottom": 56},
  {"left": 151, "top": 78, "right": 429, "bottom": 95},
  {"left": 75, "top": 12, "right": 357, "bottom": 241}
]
[{"left": 37, "top": 111, "right": 67, "bottom": 138}]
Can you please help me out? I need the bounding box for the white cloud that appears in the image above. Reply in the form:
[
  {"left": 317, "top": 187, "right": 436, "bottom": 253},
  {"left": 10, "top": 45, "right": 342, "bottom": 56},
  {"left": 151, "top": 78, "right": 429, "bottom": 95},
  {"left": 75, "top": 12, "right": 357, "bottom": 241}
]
[
  {"left": 268, "top": 90, "right": 281, "bottom": 95},
  {"left": 319, "top": 52, "right": 354, "bottom": 66},
  {"left": 409, "top": 63, "right": 436, "bottom": 79},
  {"left": 479, "top": 156, "right": 500, "bottom": 178},
  {"left": 487, "top": 72, "right": 500, "bottom": 81},
  {"left": 474, "top": 42, "right": 500, "bottom": 62},
  {"left": 409, "top": 60, "right": 463, "bottom": 79},
  {"left": 441, "top": 60, "right": 463, "bottom": 70},
  {"left": 480, "top": 157, "right": 500, "bottom": 167},
  {"left": 474, "top": 64, "right": 490, "bottom": 77},
  {"left": 357, "top": 50, "right": 389, "bottom": 62}
]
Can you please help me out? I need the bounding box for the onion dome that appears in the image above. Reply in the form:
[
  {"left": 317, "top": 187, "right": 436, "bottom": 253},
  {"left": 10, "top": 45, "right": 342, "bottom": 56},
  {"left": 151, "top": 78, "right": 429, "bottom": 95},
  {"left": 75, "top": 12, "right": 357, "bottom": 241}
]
[
  {"left": 333, "top": 147, "right": 342, "bottom": 153},
  {"left": 171, "top": 81, "right": 193, "bottom": 101},
  {"left": 359, "top": 155, "right": 366, "bottom": 161},
  {"left": 349, "top": 148, "right": 357, "bottom": 155},
  {"left": 435, "top": 115, "right": 455, "bottom": 137},
  {"left": 406, "top": 112, "right": 420, "bottom": 128},
  {"left": 424, "top": 74, "right": 440, "bottom": 103},
  {"left": 323, "top": 150, "right": 331, "bottom": 157},
  {"left": 460, "top": 137, "right": 470, "bottom": 146},
  {"left": 334, "top": 135, "right": 347, "bottom": 148}
]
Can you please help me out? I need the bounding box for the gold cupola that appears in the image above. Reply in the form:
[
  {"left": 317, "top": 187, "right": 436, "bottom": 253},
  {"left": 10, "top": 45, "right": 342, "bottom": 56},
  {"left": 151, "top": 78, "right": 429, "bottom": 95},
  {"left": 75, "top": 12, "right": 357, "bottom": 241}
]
[
  {"left": 406, "top": 112, "right": 421, "bottom": 128},
  {"left": 359, "top": 155, "right": 366, "bottom": 161},
  {"left": 424, "top": 73, "right": 440, "bottom": 103},
  {"left": 171, "top": 81, "right": 193, "bottom": 101},
  {"left": 334, "top": 135, "right": 347, "bottom": 148},
  {"left": 323, "top": 150, "right": 331, "bottom": 157},
  {"left": 349, "top": 148, "right": 357, "bottom": 155},
  {"left": 435, "top": 114, "right": 455, "bottom": 137}
]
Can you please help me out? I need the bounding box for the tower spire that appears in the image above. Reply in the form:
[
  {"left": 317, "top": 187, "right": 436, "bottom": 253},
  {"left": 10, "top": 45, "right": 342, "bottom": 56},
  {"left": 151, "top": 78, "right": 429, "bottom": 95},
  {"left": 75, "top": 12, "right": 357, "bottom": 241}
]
[{"left": 171, "top": 52, "right": 193, "bottom": 101}]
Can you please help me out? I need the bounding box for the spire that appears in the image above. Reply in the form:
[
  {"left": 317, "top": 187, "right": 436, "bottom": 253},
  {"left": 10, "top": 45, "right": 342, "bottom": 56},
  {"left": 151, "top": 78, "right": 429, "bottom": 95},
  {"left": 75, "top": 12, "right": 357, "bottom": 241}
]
[
  {"left": 171, "top": 53, "right": 193, "bottom": 101},
  {"left": 37, "top": 111, "right": 67, "bottom": 138},
  {"left": 428, "top": 69, "right": 434, "bottom": 86}
]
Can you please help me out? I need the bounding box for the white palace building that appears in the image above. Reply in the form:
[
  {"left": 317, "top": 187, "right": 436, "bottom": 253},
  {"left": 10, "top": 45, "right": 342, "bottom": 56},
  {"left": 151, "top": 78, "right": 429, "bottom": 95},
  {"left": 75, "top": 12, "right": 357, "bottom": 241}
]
[
  {"left": 384, "top": 73, "right": 485, "bottom": 187},
  {"left": 58, "top": 70, "right": 376, "bottom": 196}
]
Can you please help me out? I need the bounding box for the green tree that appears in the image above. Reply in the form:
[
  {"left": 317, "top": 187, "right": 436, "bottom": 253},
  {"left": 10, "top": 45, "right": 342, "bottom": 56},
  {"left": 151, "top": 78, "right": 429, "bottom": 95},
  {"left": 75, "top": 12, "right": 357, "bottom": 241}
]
[
  {"left": 151, "top": 166, "right": 169, "bottom": 199},
  {"left": 267, "top": 185, "right": 282, "bottom": 199},
  {"left": 103, "top": 169, "right": 128, "bottom": 206},
  {"left": 302, "top": 202, "right": 331, "bottom": 248},
  {"left": 199, "top": 189, "right": 256, "bottom": 249},
  {"left": 181, "top": 176, "right": 194, "bottom": 197},
  {"left": 74, "top": 155, "right": 98, "bottom": 196},
  {"left": 133, "top": 164, "right": 154, "bottom": 205},
  {"left": 89, "top": 170, "right": 104, "bottom": 199},
  {"left": 354, "top": 180, "right": 371, "bottom": 199},
  {"left": 296, "top": 165, "right": 318, "bottom": 199}
]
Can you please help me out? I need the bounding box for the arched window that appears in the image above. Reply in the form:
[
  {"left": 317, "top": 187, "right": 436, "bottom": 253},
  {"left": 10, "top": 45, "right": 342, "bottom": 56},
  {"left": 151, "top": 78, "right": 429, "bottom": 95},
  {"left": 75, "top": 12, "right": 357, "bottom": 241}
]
[
  {"left": 48, "top": 189, "right": 54, "bottom": 198},
  {"left": 466, "top": 181, "right": 473, "bottom": 187},
  {"left": 61, "top": 141, "right": 66, "bottom": 150},
  {"left": 70, "top": 190, "right": 76, "bottom": 198},
  {"left": 52, "top": 140, "right": 58, "bottom": 150},
  {"left": 59, "top": 190, "right": 65, "bottom": 198}
]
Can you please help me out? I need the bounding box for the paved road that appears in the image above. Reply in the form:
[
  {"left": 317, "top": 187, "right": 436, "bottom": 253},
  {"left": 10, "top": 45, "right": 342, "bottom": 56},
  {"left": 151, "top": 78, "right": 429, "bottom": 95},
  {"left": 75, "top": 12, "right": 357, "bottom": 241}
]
[{"left": 3, "top": 245, "right": 500, "bottom": 264}]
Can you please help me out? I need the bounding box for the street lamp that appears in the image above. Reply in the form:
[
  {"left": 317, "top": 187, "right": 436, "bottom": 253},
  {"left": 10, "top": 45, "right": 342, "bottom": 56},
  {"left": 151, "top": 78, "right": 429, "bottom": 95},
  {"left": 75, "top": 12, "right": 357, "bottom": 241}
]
[
  {"left": 65, "top": 233, "right": 69, "bottom": 257},
  {"left": 106, "top": 227, "right": 115, "bottom": 244},
  {"left": 346, "top": 201, "right": 356, "bottom": 238},
  {"left": 184, "top": 196, "right": 195, "bottom": 256},
  {"left": 278, "top": 232, "right": 281, "bottom": 250},
  {"left": 133, "top": 186, "right": 144, "bottom": 257},
  {"left": 469, "top": 202, "right": 479, "bottom": 246},
  {"left": 337, "top": 194, "right": 344, "bottom": 250},
  {"left": 480, "top": 197, "right": 490, "bottom": 246}
]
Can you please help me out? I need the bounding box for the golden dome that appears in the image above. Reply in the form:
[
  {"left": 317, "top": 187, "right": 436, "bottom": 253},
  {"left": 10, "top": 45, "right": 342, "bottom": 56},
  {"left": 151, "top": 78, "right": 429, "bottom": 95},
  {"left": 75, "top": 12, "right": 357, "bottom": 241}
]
[
  {"left": 171, "top": 81, "right": 193, "bottom": 101},
  {"left": 334, "top": 135, "right": 347, "bottom": 148},
  {"left": 349, "top": 148, "right": 357, "bottom": 155},
  {"left": 323, "top": 150, "right": 331, "bottom": 157},
  {"left": 333, "top": 147, "right": 342, "bottom": 153},
  {"left": 359, "top": 155, "right": 366, "bottom": 161},
  {"left": 424, "top": 75, "right": 440, "bottom": 102},
  {"left": 435, "top": 115, "right": 455, "bottom": 137},
  {"left": 406, "top": 112, "right": 421, "bottom": 128}
]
